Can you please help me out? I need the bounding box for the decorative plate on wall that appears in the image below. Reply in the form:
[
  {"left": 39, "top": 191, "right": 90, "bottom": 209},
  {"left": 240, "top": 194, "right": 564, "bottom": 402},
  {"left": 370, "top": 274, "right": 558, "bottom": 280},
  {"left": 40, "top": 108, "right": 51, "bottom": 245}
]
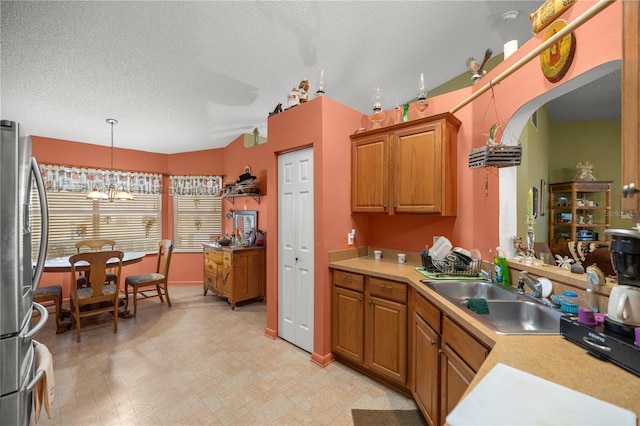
[{"left": 540, "top": 20, "right": 576, "bottom": 83}]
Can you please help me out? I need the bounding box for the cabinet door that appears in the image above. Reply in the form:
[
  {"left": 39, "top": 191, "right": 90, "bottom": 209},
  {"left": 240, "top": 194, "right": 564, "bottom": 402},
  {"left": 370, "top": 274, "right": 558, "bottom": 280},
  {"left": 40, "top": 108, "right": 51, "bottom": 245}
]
[
  {"left": 366, "top": 295, "right": 407, "bottom": 385},
  {"left": 392, "top": 122, "right": 442, "bottom": 213},
  {"left": 351, "top": 133, "right": 389, "bottom": 213},
  {"left": 622, "top": 0, "right": 640, "bottom": 214},
  {"left": 332, "top": 286, "right": 364, "bottom": 364},
  {"left": 246, "top": 249, "right": 265, "bottom": 300},
  {"left": 412, "top": 312, "right": 440, "bottom": 426},
  {"left": 440, "top": 343, "right": 475, "bottom": 420},
  {"left": 219, "top": 260, "right": 233, "bottom": 300},
  {"left": 231, "top": 252, "right": 250, "bottom": 300}
]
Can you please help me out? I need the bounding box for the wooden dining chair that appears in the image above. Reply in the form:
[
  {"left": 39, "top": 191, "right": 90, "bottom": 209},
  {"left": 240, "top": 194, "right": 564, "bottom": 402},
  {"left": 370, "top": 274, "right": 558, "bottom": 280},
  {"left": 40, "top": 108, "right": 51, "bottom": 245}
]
[
  {"left": 69, "top": 250, "right": 123, "bottom": 342},
  {"left": 124, "top": 240, "right": 173, "bottom": 317},
  {"left": 75, "top": 239, "right": 117, "bottom": 287}
]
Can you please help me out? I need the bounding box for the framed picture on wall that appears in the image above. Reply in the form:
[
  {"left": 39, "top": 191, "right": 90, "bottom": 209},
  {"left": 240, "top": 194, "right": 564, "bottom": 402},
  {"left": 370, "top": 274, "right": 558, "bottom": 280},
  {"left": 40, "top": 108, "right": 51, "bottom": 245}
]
[{"left": 539, "top": 179, "right": 547, "bottom": 216}]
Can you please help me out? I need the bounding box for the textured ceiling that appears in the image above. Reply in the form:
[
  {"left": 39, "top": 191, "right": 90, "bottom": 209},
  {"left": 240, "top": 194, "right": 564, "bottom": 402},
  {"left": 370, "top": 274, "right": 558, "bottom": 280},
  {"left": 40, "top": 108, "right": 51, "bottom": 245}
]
[{"left": 0, "top": 1, "right": 620, "bottom": 154}]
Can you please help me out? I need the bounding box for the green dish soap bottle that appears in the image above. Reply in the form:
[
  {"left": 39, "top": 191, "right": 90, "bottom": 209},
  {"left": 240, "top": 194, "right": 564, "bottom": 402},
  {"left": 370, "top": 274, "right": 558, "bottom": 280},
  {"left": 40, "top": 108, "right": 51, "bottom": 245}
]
[{"left": 493, "top": 247, "right": 510, "bottom": 287}]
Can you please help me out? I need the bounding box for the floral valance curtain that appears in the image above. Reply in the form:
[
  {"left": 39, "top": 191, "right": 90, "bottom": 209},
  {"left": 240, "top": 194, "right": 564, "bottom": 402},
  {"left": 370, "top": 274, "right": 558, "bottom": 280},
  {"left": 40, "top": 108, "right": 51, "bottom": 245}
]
[
  {"left": 169, "top": 175, "right": 223, "bottom": 196},
  {"left": 39, "top": 164, "right": 163, "bottom": 195}
]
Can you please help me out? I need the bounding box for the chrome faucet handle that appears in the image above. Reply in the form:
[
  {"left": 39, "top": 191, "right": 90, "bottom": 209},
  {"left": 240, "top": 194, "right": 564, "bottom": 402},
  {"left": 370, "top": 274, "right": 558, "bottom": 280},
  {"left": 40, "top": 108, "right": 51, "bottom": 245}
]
[{"left": 519, "top": 271, "right": 542, "bottom": 298}]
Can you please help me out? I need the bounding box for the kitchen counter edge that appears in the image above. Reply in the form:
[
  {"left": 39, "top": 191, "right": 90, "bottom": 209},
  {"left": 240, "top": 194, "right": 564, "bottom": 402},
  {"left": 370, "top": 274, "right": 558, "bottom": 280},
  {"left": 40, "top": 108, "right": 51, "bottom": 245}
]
[{"left": 329, "top": 256, "right": 640, "bottom": 419}]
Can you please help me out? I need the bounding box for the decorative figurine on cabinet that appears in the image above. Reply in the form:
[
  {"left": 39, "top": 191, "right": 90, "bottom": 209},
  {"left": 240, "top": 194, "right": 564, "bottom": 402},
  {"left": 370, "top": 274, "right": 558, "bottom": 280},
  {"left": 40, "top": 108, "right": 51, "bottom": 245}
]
[
  {"left": 574, "top": 161, "right": 597, "bottom": 181},
  {"left": 298, "top": 78, "right": 310, "bottom": 103},
  {"left": 513, "top": 236, "right": 528, "bottom": 257}
]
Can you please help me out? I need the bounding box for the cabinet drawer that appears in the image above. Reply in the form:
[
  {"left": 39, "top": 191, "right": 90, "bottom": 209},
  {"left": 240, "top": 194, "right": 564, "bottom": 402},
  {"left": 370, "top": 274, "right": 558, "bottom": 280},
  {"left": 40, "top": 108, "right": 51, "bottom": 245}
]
[
  {"left": 332, "top": 270, "right": 364, "bottom": 292},
  {"left": 204, "top": 258, "right": 217, "bottom": 273},
  {"left": 205, "top": 248, "right": 224, "bottom": 263},
  {"left": 368, "top": 277, "right": 407, "bottom": 303},
  {"left": 415, "top": 292, "right": 441, "bottom": 333},
  {"left": 204, "top": 271, "right": 216, "bottom": 287},
  {"left": 223, "top": 252, "right": 232, "bottom": 265},
  {"left": 442, "top": 316, "right": 489, "bottom": 372}
]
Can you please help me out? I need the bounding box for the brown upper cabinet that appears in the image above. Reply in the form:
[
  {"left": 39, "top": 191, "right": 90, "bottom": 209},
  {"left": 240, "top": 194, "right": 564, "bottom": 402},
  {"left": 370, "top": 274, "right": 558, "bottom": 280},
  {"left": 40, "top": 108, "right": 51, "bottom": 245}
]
[
  {"left": 350, "top": 113, "right": 461, "bottom": 215},
  {"left": 622, "top": 0, "right": 640, "bottom": 214}
]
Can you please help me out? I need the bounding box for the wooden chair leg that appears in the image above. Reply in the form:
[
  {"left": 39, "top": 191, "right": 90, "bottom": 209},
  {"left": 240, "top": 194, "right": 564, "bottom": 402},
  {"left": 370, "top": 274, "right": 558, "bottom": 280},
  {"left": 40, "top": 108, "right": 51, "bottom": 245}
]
[
  {"left": 133, "top": 288, "right": 138, "bottom": 317},
  {"left": 53, "top": 295, "right": 62, "bottom": 329},
  {"left": 124, "top": 283, "right": 130, "bottom": 311},
  {"left": 157, "top": 284, "right": 164, "bottom": 303},
  {"left": 113, "top": 297, "right": 118, "bottom": 334},
  {"left": 164, "top": 284, "right": 171, "bottom": 307},
  {"left": 73, "top": 301, "right": 81, "bottom": 343}
]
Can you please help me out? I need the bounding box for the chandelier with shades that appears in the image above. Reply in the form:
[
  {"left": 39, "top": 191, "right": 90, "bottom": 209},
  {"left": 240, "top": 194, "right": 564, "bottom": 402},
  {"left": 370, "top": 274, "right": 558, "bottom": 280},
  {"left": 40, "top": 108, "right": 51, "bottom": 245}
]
[{"left": 86, "top": 118, "right": 134, "bottom": 202}]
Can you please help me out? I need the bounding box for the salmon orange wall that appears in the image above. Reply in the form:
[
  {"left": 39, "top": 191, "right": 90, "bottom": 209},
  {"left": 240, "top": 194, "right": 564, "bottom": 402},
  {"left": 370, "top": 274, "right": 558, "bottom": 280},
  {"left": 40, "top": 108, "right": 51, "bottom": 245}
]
[
  {"left": 363, "top": 0, "right": 621, "bottom": 260},
  {"left": 263, "top": 96, "right": 365, "bottom": 365},
  {"left": 31, "top": 0, "right": 621, "bottom": 362}
]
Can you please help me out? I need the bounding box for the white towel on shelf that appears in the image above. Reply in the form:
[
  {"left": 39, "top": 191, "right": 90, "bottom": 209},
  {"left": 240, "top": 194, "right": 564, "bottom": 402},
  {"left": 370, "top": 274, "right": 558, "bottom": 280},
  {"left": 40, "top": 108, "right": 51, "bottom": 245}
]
[{"left": 33, "top": 341, "right": 54, "bottom": 423}]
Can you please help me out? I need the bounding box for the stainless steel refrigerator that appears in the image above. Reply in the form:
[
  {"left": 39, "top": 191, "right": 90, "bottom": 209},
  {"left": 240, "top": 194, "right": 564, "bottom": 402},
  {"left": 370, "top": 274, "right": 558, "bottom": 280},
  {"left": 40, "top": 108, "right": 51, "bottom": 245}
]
[{"left": 0, "top": 120, "right": 50, "bottom": 425}]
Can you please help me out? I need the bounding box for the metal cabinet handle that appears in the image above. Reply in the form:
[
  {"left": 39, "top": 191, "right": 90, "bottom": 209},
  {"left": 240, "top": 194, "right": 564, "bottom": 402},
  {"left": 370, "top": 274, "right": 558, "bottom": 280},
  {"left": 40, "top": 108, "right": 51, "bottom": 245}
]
[
  {"left": 430, "top": 339, "right": 437, "bottom": 346},
  {"left": 368, "top": 300, "right": 372, "bottom": 305},
  {"left": 342, "top": 275, "right": 352, "bottom": 282},
  {"left": 623, "top": 183, "right": 639, "bottom": 198},
  {"left": 380, "top": 284, "right": 393, "bottom": 290},
  {"left": 358, "top": 297, "right": 362, "bottom": 302}
]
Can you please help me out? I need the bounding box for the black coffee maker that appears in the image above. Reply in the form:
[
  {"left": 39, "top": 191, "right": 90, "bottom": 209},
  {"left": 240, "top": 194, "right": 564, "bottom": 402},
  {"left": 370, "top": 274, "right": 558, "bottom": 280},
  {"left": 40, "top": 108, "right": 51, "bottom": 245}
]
[{"left": 604, "top": 229, "right": 640, "bottom": 336}]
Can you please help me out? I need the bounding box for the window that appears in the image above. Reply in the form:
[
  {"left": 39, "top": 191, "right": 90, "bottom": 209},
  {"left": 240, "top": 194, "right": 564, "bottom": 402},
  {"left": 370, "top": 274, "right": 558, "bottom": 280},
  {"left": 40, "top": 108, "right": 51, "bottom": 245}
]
[
  {"left": 31, "top": 165, "right": 162, "bottom": 258},
  {"left": 170, "top": 175, "right": 223, "bottom": 251},
  {"left": 172, "top": 195, "right": 222, "bottom": 250}
]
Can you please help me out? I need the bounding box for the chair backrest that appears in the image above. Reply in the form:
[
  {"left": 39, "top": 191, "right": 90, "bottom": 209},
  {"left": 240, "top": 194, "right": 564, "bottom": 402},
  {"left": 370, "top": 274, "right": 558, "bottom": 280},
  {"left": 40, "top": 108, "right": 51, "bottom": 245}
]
[
  {"left": 69, "top": 250, "right": 124, "bottom": 296},
  {"left": 75, "top": 239, "right": 116, "bottom": 253},
  {"left": 156, "top": 240, "right": 173, "bottom": 278}
]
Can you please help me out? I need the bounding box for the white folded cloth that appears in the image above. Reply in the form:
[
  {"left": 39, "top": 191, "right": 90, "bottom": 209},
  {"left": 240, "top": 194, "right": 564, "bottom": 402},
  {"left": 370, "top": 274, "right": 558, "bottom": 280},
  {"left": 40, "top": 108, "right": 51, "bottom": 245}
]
[{"left": 33, "top": 341, "right": 54, "bottom": 423}]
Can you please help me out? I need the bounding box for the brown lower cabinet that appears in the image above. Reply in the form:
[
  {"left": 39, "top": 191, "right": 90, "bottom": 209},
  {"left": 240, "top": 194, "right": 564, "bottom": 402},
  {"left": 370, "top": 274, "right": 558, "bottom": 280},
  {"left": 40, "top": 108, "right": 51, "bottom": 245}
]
[
  {"left": 411, "top": 288, "right": 490, "bottom": 425},
  {"left": 332, "top": 270, "right": 408, "bottom": 388},
  {"left": 331, "top": 268, "right": 491, "bottom": 422}
]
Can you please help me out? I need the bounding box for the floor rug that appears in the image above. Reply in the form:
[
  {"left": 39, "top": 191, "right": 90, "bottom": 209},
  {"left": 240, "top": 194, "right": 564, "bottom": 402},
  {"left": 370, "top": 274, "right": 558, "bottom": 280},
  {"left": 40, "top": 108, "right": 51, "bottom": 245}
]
[{"left": 351, "top": 409, "right": 427, "bottom": 426}]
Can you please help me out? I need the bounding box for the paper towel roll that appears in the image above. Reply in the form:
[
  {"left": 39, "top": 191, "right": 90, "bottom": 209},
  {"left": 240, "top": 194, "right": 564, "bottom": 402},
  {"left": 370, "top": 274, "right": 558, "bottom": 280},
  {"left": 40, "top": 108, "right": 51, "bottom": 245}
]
[{"left": 504, "top": 40, "right": 518, "bottom": 59}]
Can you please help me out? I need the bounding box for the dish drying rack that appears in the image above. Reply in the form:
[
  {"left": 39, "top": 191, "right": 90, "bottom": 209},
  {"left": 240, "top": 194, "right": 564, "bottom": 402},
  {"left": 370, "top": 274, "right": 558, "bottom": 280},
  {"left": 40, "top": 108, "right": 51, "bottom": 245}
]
[{"left": 423, "top": 252, "right": 482, "bottom": 277}]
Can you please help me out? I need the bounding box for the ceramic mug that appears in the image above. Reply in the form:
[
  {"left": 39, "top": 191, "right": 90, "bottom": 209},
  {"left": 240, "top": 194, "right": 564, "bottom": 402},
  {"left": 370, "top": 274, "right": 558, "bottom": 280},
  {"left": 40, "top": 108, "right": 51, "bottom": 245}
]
[
  {"left": 374, "top": 250, "right": 382, "bottom": 260},
  {"left": 397, "top": 253, "right": 406, "bottom": 264},
  {"left": 608, "top": 285, "right": 640, "bottom": 326}
]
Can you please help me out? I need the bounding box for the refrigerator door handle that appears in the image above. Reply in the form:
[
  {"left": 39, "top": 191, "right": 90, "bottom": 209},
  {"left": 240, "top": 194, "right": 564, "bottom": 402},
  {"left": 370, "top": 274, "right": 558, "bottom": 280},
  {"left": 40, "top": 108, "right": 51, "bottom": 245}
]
[
  {"left": 31, "top": 157, "right": 49, "bottom": 290},
  {"left": 26, "top": 302, "right": 48, "bottom": 339},
  {"left": 26, "top": 369, "right": 45, "bottom": 392}
]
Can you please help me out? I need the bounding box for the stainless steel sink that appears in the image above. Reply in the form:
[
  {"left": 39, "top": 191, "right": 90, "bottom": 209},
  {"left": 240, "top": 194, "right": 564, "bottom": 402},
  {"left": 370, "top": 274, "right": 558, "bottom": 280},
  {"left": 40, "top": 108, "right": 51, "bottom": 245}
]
[
  {"left": 423, "top": 280, "right": 519, "bottom": 300},
  {"left": 421, "top": 279, "right": 564, "bottom": 335},
  {"left": 461, "top": 300, "right": 564, "bottom": 335}
]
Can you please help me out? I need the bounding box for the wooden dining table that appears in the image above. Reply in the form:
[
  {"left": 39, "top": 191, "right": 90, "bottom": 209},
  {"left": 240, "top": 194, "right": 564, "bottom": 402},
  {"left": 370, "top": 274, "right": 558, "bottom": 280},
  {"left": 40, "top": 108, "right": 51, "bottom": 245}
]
[
  {"left": 43, "top": 251, "right": 146, "bottom": 273},
  {"left": 42, "top": 251, "right": 146, "bottom": 322}
]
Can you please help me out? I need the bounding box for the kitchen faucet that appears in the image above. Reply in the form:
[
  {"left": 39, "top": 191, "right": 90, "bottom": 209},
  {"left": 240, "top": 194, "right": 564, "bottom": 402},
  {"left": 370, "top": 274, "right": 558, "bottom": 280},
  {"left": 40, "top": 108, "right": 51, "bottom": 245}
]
[{"left": 517, "top": 271, "right": 542, "bottom": 298}]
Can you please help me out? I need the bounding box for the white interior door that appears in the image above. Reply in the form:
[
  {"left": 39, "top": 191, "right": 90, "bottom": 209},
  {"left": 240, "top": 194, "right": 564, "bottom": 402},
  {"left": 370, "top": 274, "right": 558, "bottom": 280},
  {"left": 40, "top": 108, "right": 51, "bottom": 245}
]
[{"left": 278, "top": 147, "right": 314, "bottom": 353}]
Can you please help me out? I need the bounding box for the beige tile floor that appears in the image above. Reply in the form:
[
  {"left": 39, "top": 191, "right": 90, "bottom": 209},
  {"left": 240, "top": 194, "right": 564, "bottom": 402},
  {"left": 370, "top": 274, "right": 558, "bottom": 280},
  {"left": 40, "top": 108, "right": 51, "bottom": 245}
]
[{"left": 32, "top": 286, "right": 416, "bottom": 425}]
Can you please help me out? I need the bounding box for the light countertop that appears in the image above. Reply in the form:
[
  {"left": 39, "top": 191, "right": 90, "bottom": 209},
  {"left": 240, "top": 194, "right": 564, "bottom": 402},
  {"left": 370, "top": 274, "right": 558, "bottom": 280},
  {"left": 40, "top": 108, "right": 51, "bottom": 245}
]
[{"left": 329, "top": 254, "right": 640, "bottom": 419}]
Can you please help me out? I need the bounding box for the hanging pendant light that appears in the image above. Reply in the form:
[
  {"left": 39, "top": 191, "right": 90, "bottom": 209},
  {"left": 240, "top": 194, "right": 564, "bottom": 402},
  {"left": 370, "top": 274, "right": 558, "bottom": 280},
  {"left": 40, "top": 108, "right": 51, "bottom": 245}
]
[{"left": 87, "top": 118, "right": 134, "bottom": 202}]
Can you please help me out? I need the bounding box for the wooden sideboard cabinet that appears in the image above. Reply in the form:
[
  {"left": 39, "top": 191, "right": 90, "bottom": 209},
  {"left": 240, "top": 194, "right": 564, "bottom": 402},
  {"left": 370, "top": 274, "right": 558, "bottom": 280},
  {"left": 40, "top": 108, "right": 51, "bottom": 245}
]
[
  {"left": 203, "top": 244, "right": 265, "bottom": 309},
  {"left": 350, "top": 113, "right": 461, "bottom": 215}
]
